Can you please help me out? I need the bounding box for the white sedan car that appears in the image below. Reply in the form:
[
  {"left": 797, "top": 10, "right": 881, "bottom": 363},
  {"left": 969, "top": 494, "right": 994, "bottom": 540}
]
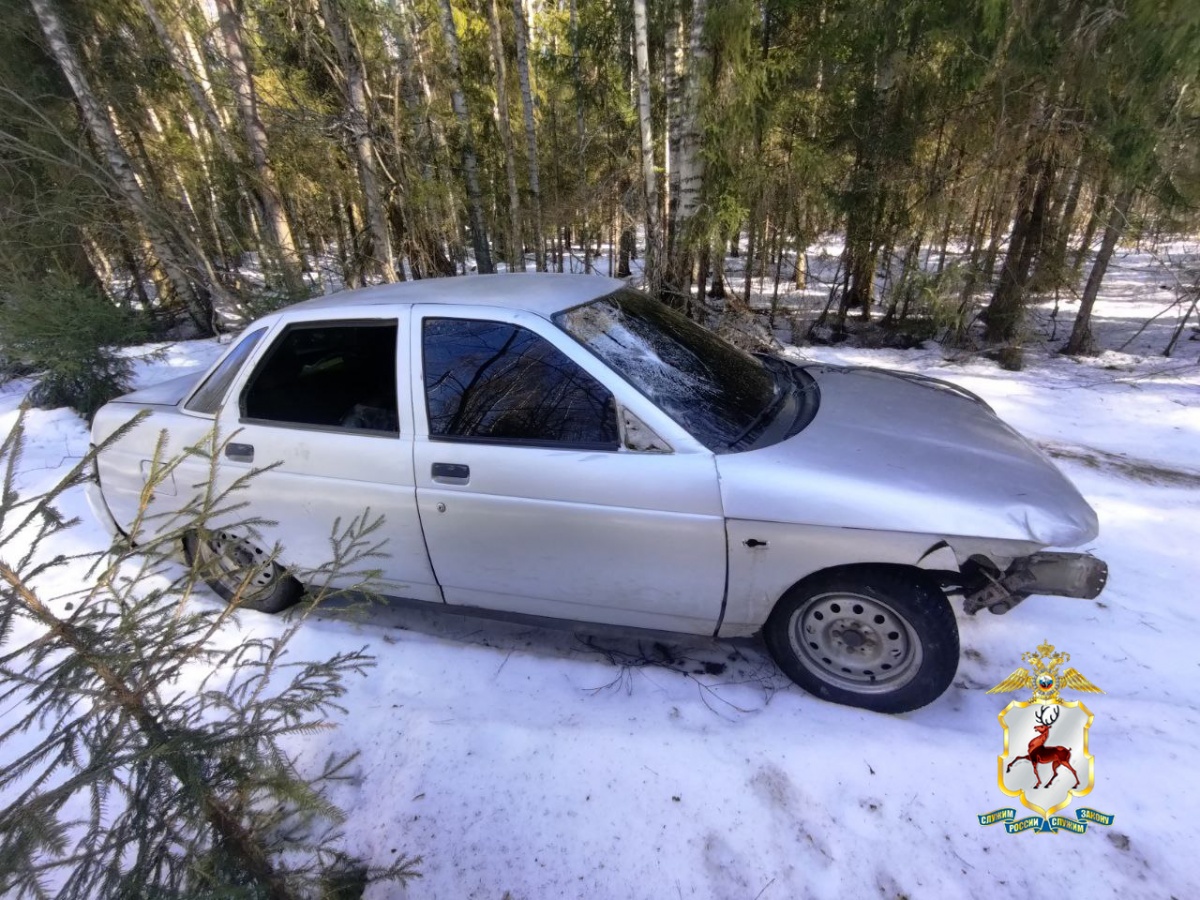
[{"left": 88, "top": 275, "right": 1106, "bottom": 712}]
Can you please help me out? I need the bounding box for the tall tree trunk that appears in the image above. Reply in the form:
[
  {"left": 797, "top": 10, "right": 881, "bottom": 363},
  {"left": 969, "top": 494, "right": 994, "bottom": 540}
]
[
  {"left": 618, "top": 222, "right": 634, "bottom": 277},
  {"left": 710, "top": 231, "right": 728, "bottom": 298},
  {"left": 140, "top": 0, "right": 239, "bottom": 164},
  {"left": 511, "top": 0, "right": 545, "bottom": 272},
  {"left": 839, "top": 38, "right": 902, "bottom": 323},
  {"left": 487, "top": 0, "right": 524, "bottom": 271},
  {"left": 387, "top": 0, "right": 454, "bottom": 278},
  {"left": 664, "top": 0, "right": 681, "bottom": 264},
  {"left": 1065, "top": 185, "right": 1134, "bottom": 355},
  {"left": 29, "top": 0, "right": 215, "bottom": 330},
  {"left": 181, "top": 10, "right": 232, "bottom": 132},
  {"left": 632, "top": 0, "right": 659, "bottom": 289},
  {"left": 1072, "top": 171, "right": 1111, "bottom": 275},
  {"left": 1040, "top": 157, "right": 1085, "bottom": 287},
  {"left": 319, "top": 0, "right": 400, "bottom": 281},
  {"left": 1029, "top": 151, "right": 1082, "bottom": 292},
  {"left": 180, "top": 110, "right": 236, "bottom": 271},
  {"left": 570, "top": 0, "right": 589, "bottom": 272},
  {"left": 547, "top": 70, "right": 564, "bottom": 273},
  {"left": 665, "top": 0, "right": 707, "bottom": 307},
  {"left": 742, "top": 208, "right": 760, "bottom": 309},
  {"left": 984, "top": 153, "right": 1053, "bottom": 342},
  {"left": 214, "top": 0, "right": 305, "bottom": 293},
  {"left": 795, "top": 229, "right": 808, "bottom": 289},
  {"left": 437, "top": 0, "right": 494, "bottom": 273},
  {"left": 694, "top": 243, "right": 709, "bottom": 321},
  {"left": 331, "top": 193, "right": 357, "bottom": 288},
  {"left": 136, "top": 101, "right": 213, "bottom": 269}
]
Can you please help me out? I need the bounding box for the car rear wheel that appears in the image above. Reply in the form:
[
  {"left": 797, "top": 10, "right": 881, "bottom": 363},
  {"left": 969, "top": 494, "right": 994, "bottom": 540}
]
[
  {"left": 183, "top": 530, "right": 303, "bottom": 614},
  {"left": 763, "top": 567, "right": 958, "bottom": 713}
]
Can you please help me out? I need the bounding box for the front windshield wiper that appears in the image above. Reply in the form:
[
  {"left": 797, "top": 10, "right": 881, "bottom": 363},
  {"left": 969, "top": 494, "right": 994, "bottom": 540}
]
[{"left": 726, "top": 357, "right": 790, "bottom": 450}]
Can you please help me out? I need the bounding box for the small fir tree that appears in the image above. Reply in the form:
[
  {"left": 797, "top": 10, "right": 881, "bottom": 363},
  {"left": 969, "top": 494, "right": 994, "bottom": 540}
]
[{"left": 0, "top": 413, "right": 419, "bottom": 898}]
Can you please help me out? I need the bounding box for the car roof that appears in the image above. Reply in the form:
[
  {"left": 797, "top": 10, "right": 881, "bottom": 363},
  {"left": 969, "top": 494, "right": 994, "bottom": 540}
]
[{"left": 282, "top": 273, "right": 626, "bottom": 318}]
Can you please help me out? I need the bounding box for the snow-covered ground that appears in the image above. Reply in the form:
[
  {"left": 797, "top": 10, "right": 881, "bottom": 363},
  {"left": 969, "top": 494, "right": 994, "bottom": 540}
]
[{"left": 2, "top": 247, "right": 1199, "bottom": 898}]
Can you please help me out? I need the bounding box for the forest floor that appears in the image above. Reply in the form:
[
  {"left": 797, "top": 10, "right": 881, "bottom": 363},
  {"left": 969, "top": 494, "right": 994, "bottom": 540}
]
[{"left": 2, "top": 243, "right": 1199, "bottom": 898}]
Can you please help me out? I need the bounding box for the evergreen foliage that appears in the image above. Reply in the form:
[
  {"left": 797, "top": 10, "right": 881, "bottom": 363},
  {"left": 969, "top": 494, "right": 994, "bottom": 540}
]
[
  {"left": 0, "top": 416, "right": 420, "bottom": 898},
  {"left": 0, "top": 274, "right": 142, "bottom": 418},
  {"left": 1, "top": 0, "right": 1198, "bottom": 347}
]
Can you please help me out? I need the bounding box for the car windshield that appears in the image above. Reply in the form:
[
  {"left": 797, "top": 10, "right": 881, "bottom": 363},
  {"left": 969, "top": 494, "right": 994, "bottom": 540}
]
[{"left": 554, "top": 289, "right": 781, "bottom": 451}]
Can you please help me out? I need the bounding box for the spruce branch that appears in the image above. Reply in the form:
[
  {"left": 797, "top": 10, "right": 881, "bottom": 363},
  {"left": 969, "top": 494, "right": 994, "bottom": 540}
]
[{"left": 0, "top": 414, "right": 420, "bottom": 898}]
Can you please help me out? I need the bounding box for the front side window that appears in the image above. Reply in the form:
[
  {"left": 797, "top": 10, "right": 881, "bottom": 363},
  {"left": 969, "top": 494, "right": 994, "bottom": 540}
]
[
  {"left": 422, "top": 318, "right": 618, "bottom": 449},
  {"left": 241, "top": 321, "right": 399, "bottom": 434},
  {"left": 185, "top": 327, "right": 268, "bottom": 414}
]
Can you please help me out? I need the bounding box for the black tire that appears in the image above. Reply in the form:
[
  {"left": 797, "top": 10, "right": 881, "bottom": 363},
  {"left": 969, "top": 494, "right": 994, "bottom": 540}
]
[
  {"left": 183, "top": 530, "right": 303, "bottom": 614},
  {"left": 763, "top": 566, "right": 959, "bottom": 713}
]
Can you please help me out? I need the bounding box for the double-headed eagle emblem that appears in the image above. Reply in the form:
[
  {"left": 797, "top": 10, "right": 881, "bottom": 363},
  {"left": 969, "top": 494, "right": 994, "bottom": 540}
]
[{"left": 987, "top": 640, "right": 1103, "bottom": 703}]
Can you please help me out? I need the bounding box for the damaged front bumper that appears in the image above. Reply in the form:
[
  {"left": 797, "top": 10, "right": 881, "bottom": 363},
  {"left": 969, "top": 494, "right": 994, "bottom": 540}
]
[{"left": 961, "top": 552, "right": 1109, "bottom": 615}]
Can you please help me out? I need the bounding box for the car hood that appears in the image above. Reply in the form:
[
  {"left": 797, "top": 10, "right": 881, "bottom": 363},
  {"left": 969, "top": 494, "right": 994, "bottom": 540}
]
[
  {"left": 715, "top": 365, "right": 1099, "bottom": 547},
  {"left": 111, "top": 372, "right": 204, "bottom": 407}
]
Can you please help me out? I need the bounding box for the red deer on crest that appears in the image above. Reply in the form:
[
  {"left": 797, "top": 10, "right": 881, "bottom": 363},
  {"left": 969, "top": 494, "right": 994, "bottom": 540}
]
[{"left": 1006, "top": 706, "right": 1081, "bottom": 789}]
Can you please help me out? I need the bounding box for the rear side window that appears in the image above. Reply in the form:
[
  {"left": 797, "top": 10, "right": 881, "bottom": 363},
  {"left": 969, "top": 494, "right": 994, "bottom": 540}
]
[
  {"left": 241, "top": 321, "right": 399, "bottom": 434},
  {"left": 185, "top": 328, "right": 267, "bottom": 414},
  {"left": 422, "top": 318, "right": 618, "bottom": 449}
]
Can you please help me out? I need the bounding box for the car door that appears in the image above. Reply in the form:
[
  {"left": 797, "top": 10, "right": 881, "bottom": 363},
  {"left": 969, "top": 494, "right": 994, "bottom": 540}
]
[
  {"left": 212, "top": 314, "right": 442, "bottom": 602},
  {"left": 409, "top": 304, "right": 727, "bottom": 635}
]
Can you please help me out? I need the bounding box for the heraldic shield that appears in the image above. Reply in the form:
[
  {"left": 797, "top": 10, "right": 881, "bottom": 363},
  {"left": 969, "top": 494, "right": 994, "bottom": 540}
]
[{"left": 998, "top": 700, "right": 1095, "bottom": 818}]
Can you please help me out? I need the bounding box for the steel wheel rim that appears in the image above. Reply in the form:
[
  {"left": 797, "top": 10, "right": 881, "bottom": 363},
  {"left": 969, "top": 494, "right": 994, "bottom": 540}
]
[
  {"left": 788, "top": 590, "right": 923, "bottom": 694},
  {"left": 197, "top": 530, "right": 278, "bottom": 599}
]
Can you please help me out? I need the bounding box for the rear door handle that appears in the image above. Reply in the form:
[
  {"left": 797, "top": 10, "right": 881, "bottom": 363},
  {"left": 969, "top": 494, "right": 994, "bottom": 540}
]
[
  {"left": 431, "top": 462, "right": 469, "bottom": 483},
  {"left": 225, "top": 442, "right": 254, "bottom": 463}
]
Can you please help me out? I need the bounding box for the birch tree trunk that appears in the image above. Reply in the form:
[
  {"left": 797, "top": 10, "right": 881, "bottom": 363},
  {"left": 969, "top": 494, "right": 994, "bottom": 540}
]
[
  {"left": 570, "top": 0, "right": 588, "bottom": 263},
  {"left": 181, "top": 11, "right": 232, "bottom": 131},
  {"left": 385, "top": 0, "right": 455, "bottom": 278},
  {"left": 213, "top": 0, "right": 305, "bottom": 293},
  {"left": 320, "top": 0, "right": 400, "bottom": 281},
  {"left": 665, "top": 0, "right": 707, "bottom": 305},
  {"left": 511, "top": 0, "right": 545, "bottom": 272},
  {"left": 632, "top": 0, "right": 659, "bottom": 288},
  {"left": 488, "top": 0, "right": 525, "bottom": 271},
  {"left": 140, "top": 0, "right": 239, "bottom": 164},
  {"left": 664, "top": 0, "right": 681, "bottom": 260},
  {"left": 437, "top": 0, "right": 494, "bottom": 274},
  {"left": 29, "top": 0, "right": 215, "bottom": 329}
]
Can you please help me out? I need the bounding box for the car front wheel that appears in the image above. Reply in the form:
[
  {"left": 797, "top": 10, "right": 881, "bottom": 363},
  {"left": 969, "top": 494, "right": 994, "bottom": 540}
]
[
  {"left": 763, "top": 566, "right": 959, "bottom": 713},
  {"left": 183, "top": 530, "right": 303, "bottom": 614}
]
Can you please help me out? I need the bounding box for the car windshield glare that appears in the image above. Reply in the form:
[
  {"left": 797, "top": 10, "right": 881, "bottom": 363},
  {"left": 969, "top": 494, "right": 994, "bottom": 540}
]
[{"left": 554, "top": 289, "right": 777, "bottom": 451}]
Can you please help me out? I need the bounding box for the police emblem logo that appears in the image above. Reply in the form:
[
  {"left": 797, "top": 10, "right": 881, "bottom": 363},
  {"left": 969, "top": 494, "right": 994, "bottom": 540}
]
[{"left": 978, "top": 641, "right": 1116, "bottom": 835}]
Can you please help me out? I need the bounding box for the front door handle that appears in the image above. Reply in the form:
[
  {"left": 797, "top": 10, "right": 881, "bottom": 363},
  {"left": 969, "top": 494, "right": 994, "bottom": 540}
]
[
  {"left": 225, "top": 442, "right": 254, "bottom": 463},
  {"left": 431, "top": 462, "right": 470, "bottom": 483}
]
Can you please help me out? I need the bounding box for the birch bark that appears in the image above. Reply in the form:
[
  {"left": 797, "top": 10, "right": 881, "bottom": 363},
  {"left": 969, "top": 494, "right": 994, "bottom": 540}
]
[
  {"left": 487, "top": 0, "right": 525, "bottom": 271},
  {"left": 212, "top": 0, "right": 306, "bottom": 292},
  {"left": 320, "top": 0, "right": 400, "bottom": 281},
  {"left": 667, "top": 0, "right": 707, "bottom": 303},
  {"left": 632, "top": 0, "right": 659, "bottom": 287},
  {"left": 29, "top": 0, "right": 215, "bottom": 329},
  {"left": 511, "top": 0, "right": 545, "bottom": 271},
  {"left": 139, "top": 0, "right": 238, "bottom": 164},
  {"left": 437, "top": 0, "right": 495, "bottom": 274}
]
